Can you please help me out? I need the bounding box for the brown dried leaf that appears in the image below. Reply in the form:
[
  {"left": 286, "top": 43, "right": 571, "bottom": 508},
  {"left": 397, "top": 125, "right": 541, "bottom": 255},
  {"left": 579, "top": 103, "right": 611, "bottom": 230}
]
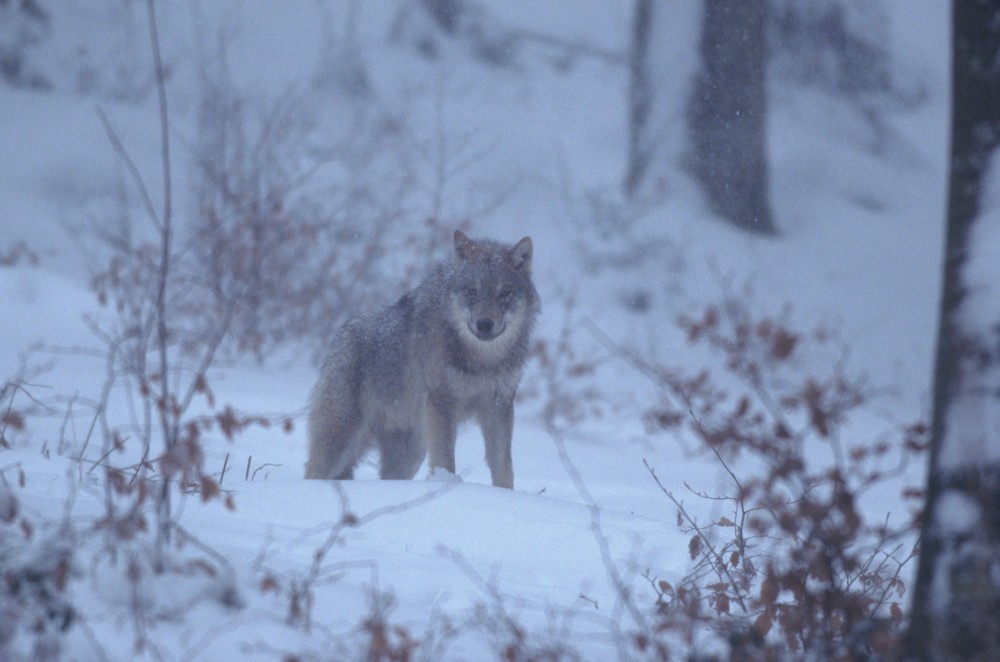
[
  {"left": 804, "top": 380, "right": 830, "bottom": 437},
  {"left": 890, "top": 602, "right": 903, "bottom": 627},
  {"left": 54, "top": 559, "right": 70, "bottom": 591},
  {"left": 217, "top": 406, "right": 240, "bottom": 440},
  {"left": 735, "top": 396, "right": 750, "bottom": 418},
  {"left": 0, "top": 490, "right": 17, "bottom": 523},
  {"left": 1, "top": 410, "right": 24, "bottom": 430},
  {"left": 194, "top": 373, "right": 215, "bottom": 408},
  {"left": 771, "top": 329, "right": 798, "bottom": 360},
  {"left": 107, "top": 469, "right": 128, "bottom": 495},
  {"left": 753, "top": 610, "right": 773, "bottom": 637},
  {"left": 714, "top": 591, "right": 730, "bottom": 615},
  {"left": 200, "top": 476, "right": 220, "bottom": 502},
  {"left": 760, "top": 572, "right": 779, "bottom": 607},
  {"left": 260, "top": 575, "right": 280, "bottom": 593},
  {"left": 688, "top": 534, "right": 702, "bottom": 560}
]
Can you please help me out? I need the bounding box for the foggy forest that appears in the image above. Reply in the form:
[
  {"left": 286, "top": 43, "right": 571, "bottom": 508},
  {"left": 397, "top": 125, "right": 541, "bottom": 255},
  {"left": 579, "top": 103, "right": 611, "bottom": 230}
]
[{"left": 2, "top": 1, "right": 998, "bottom": 660}]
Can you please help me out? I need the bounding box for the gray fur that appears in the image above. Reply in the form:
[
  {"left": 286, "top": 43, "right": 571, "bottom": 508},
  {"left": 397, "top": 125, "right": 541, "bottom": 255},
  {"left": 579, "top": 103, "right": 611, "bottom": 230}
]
[{"left": 305, "top": 230, "right": 540, "bottom": 489}]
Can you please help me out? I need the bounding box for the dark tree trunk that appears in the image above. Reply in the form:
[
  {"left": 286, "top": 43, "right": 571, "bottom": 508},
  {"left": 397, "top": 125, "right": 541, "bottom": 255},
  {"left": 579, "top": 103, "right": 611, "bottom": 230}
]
[
  {"left": 904, "top": 1, "right": 1000, "bottom": 659},
  {"left": 625, "top": 0, "right": 653, "bottom": 199},
  {"left": 687, "top": 0, "right": 775, "bottom": 235}
]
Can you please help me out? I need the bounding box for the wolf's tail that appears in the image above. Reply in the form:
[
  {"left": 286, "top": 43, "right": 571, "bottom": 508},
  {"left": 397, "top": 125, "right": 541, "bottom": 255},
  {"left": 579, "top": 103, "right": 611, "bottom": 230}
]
[{"left": 304, "top": 335, "right": 366, "bottom": 479}]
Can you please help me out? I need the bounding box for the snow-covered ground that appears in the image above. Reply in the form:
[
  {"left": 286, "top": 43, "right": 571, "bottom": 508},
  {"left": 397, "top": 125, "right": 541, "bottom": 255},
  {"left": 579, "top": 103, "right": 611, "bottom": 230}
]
[{"left": 1, "top": 1, "right": 947, "bottom": 659}]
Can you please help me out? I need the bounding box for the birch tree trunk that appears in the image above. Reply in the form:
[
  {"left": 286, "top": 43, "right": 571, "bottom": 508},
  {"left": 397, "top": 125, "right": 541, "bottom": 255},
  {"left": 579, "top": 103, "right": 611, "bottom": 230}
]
[{"left": 904, "top": 1, "right": 1000, "bottom": 658}]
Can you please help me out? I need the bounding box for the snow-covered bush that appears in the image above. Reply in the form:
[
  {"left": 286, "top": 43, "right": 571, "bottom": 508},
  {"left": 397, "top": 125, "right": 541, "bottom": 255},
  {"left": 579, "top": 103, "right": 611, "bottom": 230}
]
[{"left": 0, "top": 517, "right": 76, "bottom": 661}]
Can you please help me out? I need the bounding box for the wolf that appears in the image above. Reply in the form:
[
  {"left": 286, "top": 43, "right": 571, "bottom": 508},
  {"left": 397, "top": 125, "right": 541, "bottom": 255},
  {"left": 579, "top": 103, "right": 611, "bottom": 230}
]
[{"left": 305, "top": 230, "right": 539, "bottom": 489}]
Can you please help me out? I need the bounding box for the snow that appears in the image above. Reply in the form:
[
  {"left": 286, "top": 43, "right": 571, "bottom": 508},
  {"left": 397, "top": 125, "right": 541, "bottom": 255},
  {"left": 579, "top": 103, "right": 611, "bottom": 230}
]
[
  {"left": 1, "top": 1, "right": 948, "bottom": 659},
  {"left": 965, "top": 148, "right": 1000, "bottom": 337},
  {"left": 932, "top": 491, "right": 981, "bottom": 536},
  {"left": 936, "top": 146, "right": 1000, "bottom": 469}
]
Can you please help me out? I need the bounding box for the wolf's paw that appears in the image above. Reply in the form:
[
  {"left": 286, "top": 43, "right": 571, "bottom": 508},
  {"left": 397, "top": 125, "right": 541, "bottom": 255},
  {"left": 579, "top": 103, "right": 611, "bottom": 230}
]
[{"left": 427, "top": 467, "right": 462, "bottom": 483}]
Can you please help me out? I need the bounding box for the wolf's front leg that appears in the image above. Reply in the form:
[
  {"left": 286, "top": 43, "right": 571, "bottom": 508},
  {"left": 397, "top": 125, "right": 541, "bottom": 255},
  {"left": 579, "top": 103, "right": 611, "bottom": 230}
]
[
  {"left": 480, "top": 399, "right": 514, "bottom": 489},
  {"left": 425, "top": 398, "right": 458, "bottom": 476}
]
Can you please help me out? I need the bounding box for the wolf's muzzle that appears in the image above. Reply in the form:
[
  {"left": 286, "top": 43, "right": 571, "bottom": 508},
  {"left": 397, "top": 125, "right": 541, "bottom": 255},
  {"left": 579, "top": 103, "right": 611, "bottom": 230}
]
[{"left": 471, "top": 317, "right": 505, "bottom": 340}]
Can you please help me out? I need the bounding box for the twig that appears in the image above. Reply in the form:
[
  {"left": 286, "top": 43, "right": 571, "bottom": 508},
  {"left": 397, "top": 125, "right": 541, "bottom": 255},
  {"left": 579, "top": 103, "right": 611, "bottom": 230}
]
[
  {"left": 513, "top": 27, "right": 626, "bottom": 66},
  {"left": 251, "top": 462, "right": 282, "bottom": 481},
  {"left": 94, "top": 107, "right": 162, "bottom": 231},
  {"left": 286, "top": 480, "right": 458, "bottom": 629},
  {"left": 145, "top": 0, "right": 176, "bottom": 559},
  {"left": 644, "top": 459, "right": 750, "bottom": 615},
  {"left": 219, "top": 453, "right": 230, "bottom": 486},
  {"left": 541, "top": 295, "right": 649, "bottom": 654}
]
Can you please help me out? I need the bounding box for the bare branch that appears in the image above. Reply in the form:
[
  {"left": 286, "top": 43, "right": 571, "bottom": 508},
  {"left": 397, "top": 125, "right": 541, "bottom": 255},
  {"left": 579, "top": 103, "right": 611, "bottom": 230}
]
[
  {"left": 94, "top": 106, "right": 162, "bottom": 231},
  {"left": 645, "top": 459, "right": 750, "bottom": 615}
]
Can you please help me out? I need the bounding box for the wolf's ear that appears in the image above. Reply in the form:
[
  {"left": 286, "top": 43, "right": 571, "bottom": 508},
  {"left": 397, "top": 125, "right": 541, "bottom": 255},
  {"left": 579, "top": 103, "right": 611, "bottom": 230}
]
[
  {"left": 454, "top": 230, "right": 477, "bottom": 261},
  {"left": 510, "top": 236, "right": 532, "bottom": 275}
]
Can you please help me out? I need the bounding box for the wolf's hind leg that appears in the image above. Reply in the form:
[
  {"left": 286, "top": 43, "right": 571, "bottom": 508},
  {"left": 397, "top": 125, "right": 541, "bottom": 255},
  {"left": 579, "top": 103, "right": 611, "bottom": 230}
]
[
  {"left": 306, "top": 426, "right": 368, "bottom": 480},
  {"left": 378, "top": 429, "right": 426, "bottom": 480},
  {"left": 305, "top": 398, "right": 367, "bottom": 480}
]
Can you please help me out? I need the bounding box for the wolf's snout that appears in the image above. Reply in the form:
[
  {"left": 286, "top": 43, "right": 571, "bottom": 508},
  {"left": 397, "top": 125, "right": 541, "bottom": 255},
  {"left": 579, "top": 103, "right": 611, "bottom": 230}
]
[{"left": 470, "top": 316, "right": 505, "bottom": 340}]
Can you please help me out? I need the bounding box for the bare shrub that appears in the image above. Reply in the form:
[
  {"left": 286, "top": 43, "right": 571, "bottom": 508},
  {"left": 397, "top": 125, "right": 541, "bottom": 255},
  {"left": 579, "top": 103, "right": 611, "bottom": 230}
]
[
  {"left": 1, "top": 361, "right": 45, "bottom": 450},
  {"left": 0, "top": 371, "right": 76, "bottom": 661},
  {"left": 185, "top": 38, "right": 504, "bottom": 361},
  {"left": 441, "top": 546, "right": 585, "bottom": 662},
  {"left": 257, "top": 482, "right": 456, "bottom": 634},
  {"left": 187, "top": 40, "right": 333, "bottom": 360},
  {"left": 633, "top": 293, "right": 927, "bottom": 659},
  {"left": 256, "top": 484, "right": 466, "bottom": 661},
  {"left": 0, "top": 493, "right": 75, "bottom": 662},
  {"left": 80, "top": 1, "right": 294, "bottom": 604}
]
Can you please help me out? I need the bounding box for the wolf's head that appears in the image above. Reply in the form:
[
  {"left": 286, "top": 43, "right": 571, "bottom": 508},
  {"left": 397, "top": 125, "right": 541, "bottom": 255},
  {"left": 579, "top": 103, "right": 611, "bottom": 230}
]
[{"left": 447, "top": 230, "right": 539, "bottom": 357}]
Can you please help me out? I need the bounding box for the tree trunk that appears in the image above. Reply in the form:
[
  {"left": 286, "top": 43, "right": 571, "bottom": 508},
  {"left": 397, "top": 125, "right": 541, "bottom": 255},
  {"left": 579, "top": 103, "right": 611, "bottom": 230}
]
[
  {"left": 687, "top": 0, "right": 775, "bottom": 235},
  {"left": 904, "top": 1, "right": 1000, "bottom": 658},
  {"left": 624, "top": 0, "right": 653, "bottom": 199}
]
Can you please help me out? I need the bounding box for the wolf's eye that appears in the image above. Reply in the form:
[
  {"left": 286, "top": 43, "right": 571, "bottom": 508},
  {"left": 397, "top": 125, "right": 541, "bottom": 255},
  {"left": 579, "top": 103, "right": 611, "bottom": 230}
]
[
  {"left": 498, "top": 287, "right": 512, "bottom": 300},
  {"left": 466, "top": 287, "right": 478, "bottom": 298}
]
